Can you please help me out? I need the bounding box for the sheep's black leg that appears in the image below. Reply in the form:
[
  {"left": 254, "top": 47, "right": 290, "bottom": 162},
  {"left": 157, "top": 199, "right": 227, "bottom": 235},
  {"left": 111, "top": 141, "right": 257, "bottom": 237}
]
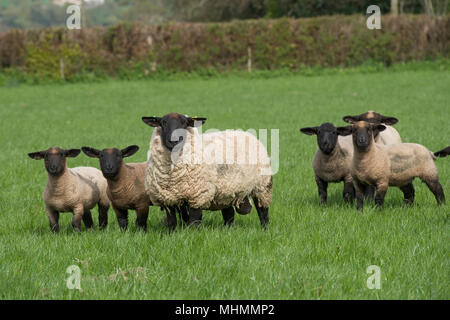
[
  {"left": 343, "top": 180, "right": 355, "bottom": 203},
  {"left": 252, "top": 196, "right": 269, "bottom": 228},
  {"left": 364, "top": 186, "right": 376, "bottom": 202},
  {"left": 354, "top": 179, "right": 367, "bottom": 211},
  {"left": 46, "top": 207, "right": 59, "bottom": 233},
  {"left": 423, "top": 178, "right": 445, "bottom": 205},
  {"left": 188, "top": 208, "right": 203, "bottom": 227},
  {"left": 113, "top": 205, "right": 129, "bottom": 230},
  {"left": 400, "top": 183, "right": 415, "bottom": 206},
  {"left": 374, "top": 181, "right": 389, "bottom": 209},
  {"left": 82, "top": 210, "right": 94, "bottom": 229},
  {"left": 98, "top": 204, "right": 109, "bottom": 230},
  {"left": 179, "top": 205, "right": 190, "bottom": 224},
  {"left": 135, "top": 206, "right": 149, "bottom": 231},
  {"left": 315, "top": 175, "right": 328, "bottom": 204},
  {"left": 166, "top": 206, "right": 178, "bottom": 231},
  {"left": 221, "top": 207, "right": 235, "bottom": 226}
]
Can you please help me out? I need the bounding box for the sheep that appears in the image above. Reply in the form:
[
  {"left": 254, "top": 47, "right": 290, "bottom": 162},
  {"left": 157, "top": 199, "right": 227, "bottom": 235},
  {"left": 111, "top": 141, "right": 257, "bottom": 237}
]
[
  {"left": 81, "top": 145, "right": 152, "bottom": 231},
  {"left": 337, "top": 121, "right": 449, "bottom": 210},
  {"left": 342, "top": 110, "right": 402, "bottom": 145},
  {"left": 28, "top": 147, "right": 110, "bottom": 232},
  {"left": 300, "top": 122, "right": 355, "bottom": 204},
  {"left": 141, "top": 113, "right": 272, "bottom": 230}
]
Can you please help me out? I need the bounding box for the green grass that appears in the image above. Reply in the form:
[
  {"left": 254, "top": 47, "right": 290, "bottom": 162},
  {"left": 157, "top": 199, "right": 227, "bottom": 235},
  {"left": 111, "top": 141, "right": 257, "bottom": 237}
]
[{"left": 0, "top": 68, "right": 448, "bottom": 299}]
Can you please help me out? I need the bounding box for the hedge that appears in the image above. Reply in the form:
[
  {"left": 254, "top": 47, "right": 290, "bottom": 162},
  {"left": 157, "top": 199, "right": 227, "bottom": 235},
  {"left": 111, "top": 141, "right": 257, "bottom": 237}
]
[{"left": 0, "top": 15, "right": 448, "bottom": 81}]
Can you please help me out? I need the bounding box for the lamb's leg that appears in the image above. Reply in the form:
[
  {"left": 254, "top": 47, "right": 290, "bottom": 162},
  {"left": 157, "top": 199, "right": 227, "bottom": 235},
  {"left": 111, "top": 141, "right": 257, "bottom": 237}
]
[
  {"left": 72, "top": 205, "right": 84, "bottom": 232},
  {"left": 45, "top": 206, "right": 59, "bottom": 233},
  {"left": 98, "top": 203, "right": 109, "bottom": 230},
  {"left": 364, "top": 186, "right": 376, "bottom": 202},
  {"left": 315, "top": 175, "right": 328, "bottom": 204},
  {"left": 423, "top": 178, "right": 445, "bottom": 205},
  {"left": 179, "top": 205, "right": 190, "bottom": 224},
  {"left": 165, "top": 206, "right": 178, "bottom": 231},
  {"left": 353, "top": 179, "right": 367, "bottom": 211},
  {"left": 400, "top": 182, "right": 415, "bottom": 206},
  {"left": 343, "top": 177, "right": 355, "bottom": 203},
  {"left": 82, "top": 210, "right": 94, "bottom": 229},
  {"left": 188, "top": 208, "right": 203, "bottom": 227},
  {"left": 252, "top": 196, "right": 269, "bottom": 228},
  {"left": 113, "top": 205, "right": 129, "bottom": 230},
  {"left": 374, "top": 181, "right": 389, "bottom": 209},
  {"left": 135, "top": 206, "right": 149, "bottom": 231},
  {"left": 221, "top": 207, "right": 235, "bottom": 226}
]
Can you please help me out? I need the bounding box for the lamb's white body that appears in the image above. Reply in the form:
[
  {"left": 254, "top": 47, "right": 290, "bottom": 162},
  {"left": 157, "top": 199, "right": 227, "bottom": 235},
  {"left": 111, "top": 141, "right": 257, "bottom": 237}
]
[
  {"left": 145, "top": 127, "right": 273, "bottom": 210},
  {"left": 376, "top": 126, "right": 402, "bottom": 145}
]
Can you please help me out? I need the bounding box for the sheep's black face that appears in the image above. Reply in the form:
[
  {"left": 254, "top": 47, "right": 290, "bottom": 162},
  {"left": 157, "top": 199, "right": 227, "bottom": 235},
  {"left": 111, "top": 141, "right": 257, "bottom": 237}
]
[
  {"left": 142, "top": 113, "right": 207, "bottom": 151},
  {"left": 81, "top": 146, "right": 139, "bottom": 180},
  {"left": 28, "top": 147, "right": 80, "bottom": 176},
  {"left": 351, "top": 121, "right": 386, "bottom": 152},
  {"left": 343, "top": 110, "right": 398, "bottom": 140},
  {"left": 300, "top": 122, "right": 338, "bottom": 155}
]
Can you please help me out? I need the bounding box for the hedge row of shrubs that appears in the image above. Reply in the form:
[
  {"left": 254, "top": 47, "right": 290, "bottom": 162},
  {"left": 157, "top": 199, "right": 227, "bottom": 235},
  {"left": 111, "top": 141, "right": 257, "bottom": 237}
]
[{"left": 0, "top": 15, "right": 448, "bottom": 82}]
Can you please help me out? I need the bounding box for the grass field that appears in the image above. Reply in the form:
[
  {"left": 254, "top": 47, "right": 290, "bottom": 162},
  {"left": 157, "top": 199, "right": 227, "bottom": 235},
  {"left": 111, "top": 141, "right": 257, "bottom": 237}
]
[{"left": 0, "top": 67, "right": 448, "bottom": 299}]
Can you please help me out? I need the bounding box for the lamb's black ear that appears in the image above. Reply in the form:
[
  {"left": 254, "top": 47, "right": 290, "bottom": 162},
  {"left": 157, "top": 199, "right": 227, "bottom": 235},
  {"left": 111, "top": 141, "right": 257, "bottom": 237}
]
[
  {"left": 28, "top": 151, "right": 45, "bottom": 160},
  {"left": 342, "top": 115, "right": 360, "bottom": 124},
  {"left": 142, "top": 117, "right": 161, "bottom": 127},
  {"left": 300, "top": 127, "right": 319, "bottom": 136},
  {"left": 337, "top": 126, "right": 353, "bottom": 136},
  {"left": 81, "top": 147, "right": 100, "bottom": 158},
  {"left": 187, "top": 117, "right": 207, "bottom": 127},
  {"left": 380, "top": 116, "right": 398, "bottom": 125},
  {"left": 65, "top": 149, "right": 81, "bottom": 158},
  {"left": 121, "top": 145, "right": 139, "bottom": 158},
  {"left": 374, "top": 124, "right": 386, "bottom": 133}
]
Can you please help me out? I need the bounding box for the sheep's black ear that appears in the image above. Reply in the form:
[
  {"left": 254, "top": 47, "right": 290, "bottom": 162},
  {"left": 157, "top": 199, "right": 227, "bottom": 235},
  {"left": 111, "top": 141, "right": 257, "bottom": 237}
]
[
  {"left": 121, "top": 145, "right": 139, "bottom": 158},
  {"left": 434, "top": 146, "right": 450, "bottom": 158},
  {"left": 65, "top": 149, "right": 81, "bottom": 158},
  {"left": 374, "top": 124, "right": 386, "bottom": 133},
  {"left": 342, "top": 115, "right": 360, "bottom": 124},
  {"left": 28, "top": 151, "right": 45, "bottom": 160},
  {"left": 142, "top": 117, "right": 161, "bottom": 127},
  {"left": 187, "top": 117, "right": 207, "bottom": 127},
  {"left": 81, "top": 147, "right": 100, "bottom": 158},
  {"left": 337, "top": 126, "right": 353, "bottom": 136},
  {"left": 300, "top": 127, "right": 318, "bottom": 136},
  {"left": 379, "top": 116, "right": 398, "bottom": 125}
]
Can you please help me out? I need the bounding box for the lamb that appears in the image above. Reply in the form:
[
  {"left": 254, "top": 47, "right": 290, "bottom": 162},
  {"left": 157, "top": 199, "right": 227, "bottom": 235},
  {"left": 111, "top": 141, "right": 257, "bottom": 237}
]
[
  {"left": 342, "top": 110, "right": 402, "bottom": 145},
  {"left": 141, "top": 113, "right": 272, "bottom": 230},
  {"left": 337, "top": 121, "right": 449, "bottom": 210},
  {"left": 300, "top": 122, "right": 355, "bottom": 204},
  {"left": 28, "top": 147, "right": 110, "bottom": 232},
  {"left": 81, "top": 145, "right": 152, "bottom": 231}
]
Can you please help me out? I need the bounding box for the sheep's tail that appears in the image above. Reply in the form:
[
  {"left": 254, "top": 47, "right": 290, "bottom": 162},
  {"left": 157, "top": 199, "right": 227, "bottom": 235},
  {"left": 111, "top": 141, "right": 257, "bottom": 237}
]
[{"left": 434, "top": 146, "right": 450, "bottom": 158}]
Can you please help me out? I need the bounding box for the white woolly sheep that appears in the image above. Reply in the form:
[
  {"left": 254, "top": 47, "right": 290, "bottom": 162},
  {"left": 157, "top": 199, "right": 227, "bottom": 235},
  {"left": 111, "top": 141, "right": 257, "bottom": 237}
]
[
  {"left": 142, "top": 113, "right": 272, "bottom": 229},
  {"left": 28, "top": 147, "right": 110, "bottom": 232}
]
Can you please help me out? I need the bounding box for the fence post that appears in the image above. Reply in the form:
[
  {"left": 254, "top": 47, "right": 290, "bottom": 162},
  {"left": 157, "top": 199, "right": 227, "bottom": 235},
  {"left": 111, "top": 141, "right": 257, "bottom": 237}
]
[{"left": 247, "top": 47, "right": 252, "bottom": 73}]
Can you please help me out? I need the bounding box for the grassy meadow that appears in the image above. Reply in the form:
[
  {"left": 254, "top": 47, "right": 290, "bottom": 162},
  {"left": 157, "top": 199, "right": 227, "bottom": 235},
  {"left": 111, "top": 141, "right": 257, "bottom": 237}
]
[{"left": 0, "top": 67, "right": 448, "bottom": 299}]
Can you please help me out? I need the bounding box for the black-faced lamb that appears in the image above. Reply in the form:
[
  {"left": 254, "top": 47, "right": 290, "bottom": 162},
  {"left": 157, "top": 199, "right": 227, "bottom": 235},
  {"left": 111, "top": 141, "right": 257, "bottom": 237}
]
[
  {"left": 142, "top": 113, "right": 272, "bottom": 230},
  {"left": 28, "top": 147, "right": 110, "bottom": 232},
  {"left": 342, "top": 110, "right": 401, "bottom": 145},
  {"left": 81, "top": 145, "right": 152, "bottom": 230},
  {"left": 337, "top": 121, "right": 449, "bottom": 210},
  {"left": 300, "top": 122, "right": 355, "bottom": 204}
]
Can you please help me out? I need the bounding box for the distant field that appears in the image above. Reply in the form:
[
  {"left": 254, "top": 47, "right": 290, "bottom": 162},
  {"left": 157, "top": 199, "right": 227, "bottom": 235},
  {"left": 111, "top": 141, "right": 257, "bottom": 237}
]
[{"left": 0, "top": 68, "right": 448, "bottom": 299}]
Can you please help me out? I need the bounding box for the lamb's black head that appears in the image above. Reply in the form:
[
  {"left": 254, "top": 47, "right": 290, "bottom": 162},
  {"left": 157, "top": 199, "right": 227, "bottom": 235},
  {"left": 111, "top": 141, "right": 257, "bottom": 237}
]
[
  {"left": 343, "top": 110, "right": 398, "bottom": 125},
  {"left": 300, "top": 122, "right": 342, "bottom": 155},
  {"left": 28, "top": 147, "right": 80, "bottom": 176},
  {"left": 142, "top": 113, "right": 206, "bottom": 151},
  {"left": 337, "top": 121, "right": 386, "bottom": 152},
  {"left": 81, "top": 145, "right": 139, "bottom": 179}
]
